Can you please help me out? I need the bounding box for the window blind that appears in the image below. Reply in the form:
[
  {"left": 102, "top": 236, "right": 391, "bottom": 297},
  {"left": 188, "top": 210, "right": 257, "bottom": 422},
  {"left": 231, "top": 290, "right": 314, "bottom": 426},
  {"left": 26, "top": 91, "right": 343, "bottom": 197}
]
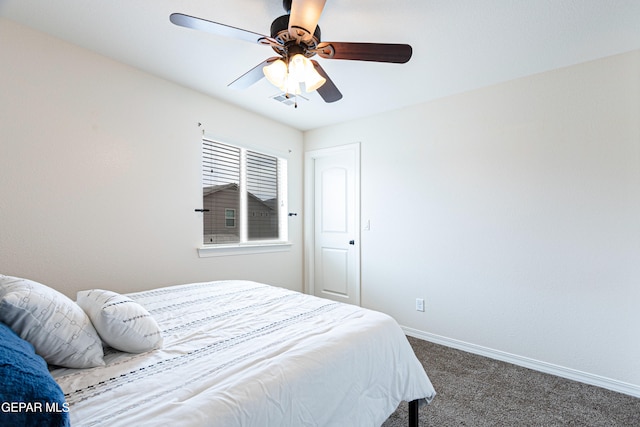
[
  {"left": 202, "top": 140, "right": 240, "bottom": 244},
  {"left": 246, "top": 150, "right": 279, "bottom": 240}
]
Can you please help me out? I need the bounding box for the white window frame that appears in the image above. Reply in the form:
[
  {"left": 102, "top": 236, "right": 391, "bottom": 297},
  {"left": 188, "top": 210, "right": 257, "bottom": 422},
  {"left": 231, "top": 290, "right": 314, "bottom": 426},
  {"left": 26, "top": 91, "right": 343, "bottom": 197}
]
[{"left": 198, "top": 136, "right": 291, "bottom": 258}]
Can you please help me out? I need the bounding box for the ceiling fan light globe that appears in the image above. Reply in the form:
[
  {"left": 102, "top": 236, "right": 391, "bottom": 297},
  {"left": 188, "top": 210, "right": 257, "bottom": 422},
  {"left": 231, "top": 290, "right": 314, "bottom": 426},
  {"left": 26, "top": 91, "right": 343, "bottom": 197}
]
[
  {"left": 284, "top": 76, "right": 302, "bottom": 95},
  {"left": 288, "top": 54, "right": 309, "bottom": 82},
  {"left": 263, "top": 59, "right": 288, "bottom": 89},
  {"left": 304, "top": 70, "right": 326, "bottom": 92},
  {"left": 302, "top": 57, "right": 326, "bottom": 92}
]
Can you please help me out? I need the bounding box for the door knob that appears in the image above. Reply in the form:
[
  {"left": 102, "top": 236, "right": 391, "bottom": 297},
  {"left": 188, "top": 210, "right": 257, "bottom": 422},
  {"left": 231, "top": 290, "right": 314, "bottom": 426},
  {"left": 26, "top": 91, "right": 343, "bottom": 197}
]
[{"left": 349, "top": 240, "right": 355, "bottom": 245}]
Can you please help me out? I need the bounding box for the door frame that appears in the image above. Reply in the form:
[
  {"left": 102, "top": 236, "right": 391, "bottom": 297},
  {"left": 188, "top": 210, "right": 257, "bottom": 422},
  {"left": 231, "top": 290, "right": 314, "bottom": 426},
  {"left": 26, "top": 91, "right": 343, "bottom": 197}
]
[{"left": 304, "top": 142, "right": 361, "bottom": 305}]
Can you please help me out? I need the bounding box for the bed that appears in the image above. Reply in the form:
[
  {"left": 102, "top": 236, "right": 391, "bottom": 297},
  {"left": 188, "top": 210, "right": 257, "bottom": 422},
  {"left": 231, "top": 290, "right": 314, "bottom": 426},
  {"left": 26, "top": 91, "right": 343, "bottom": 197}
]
[{"left": 0, "top": 276, "right": 436, "bottom": 427}]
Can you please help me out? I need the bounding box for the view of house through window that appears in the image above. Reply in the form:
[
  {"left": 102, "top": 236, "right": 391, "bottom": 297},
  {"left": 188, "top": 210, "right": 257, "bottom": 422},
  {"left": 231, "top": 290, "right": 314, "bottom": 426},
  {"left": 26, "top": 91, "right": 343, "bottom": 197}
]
[{"left": 202, "top": 138, "right": 287, "bottom": 245}]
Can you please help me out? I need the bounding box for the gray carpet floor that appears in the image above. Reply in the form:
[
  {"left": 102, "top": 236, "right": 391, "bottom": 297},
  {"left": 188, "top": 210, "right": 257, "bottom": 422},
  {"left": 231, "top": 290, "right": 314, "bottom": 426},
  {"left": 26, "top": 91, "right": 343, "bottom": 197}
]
[{"left": 382, "top": 336, "right": 640, "bottom": 426}]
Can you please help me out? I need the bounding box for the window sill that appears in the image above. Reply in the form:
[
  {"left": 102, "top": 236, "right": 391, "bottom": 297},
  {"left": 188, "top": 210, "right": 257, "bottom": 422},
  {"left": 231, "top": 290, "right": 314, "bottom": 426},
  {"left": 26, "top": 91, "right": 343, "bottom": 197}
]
[{"left": 197, "top": 242, "right": 292, "bottom": 258}]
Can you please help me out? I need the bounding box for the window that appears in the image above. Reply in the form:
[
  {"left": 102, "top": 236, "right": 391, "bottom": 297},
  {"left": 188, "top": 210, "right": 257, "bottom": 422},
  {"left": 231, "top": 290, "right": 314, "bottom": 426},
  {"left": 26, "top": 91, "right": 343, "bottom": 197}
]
[
  {"left": 201, "top": 138, "right": 288, "bottom": 247},
  {"left": 224, "top": 209, "right": 236, "bottom": 228}
]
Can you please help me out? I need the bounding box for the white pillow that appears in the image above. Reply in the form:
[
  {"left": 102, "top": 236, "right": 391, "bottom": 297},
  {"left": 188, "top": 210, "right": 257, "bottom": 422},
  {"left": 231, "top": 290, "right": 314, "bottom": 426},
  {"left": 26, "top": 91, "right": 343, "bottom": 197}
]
[
  {"left": 77, "top": 289, "right": 163, "bottom": 353},
  {"left": 0, "top": 275, "right": 105, "bottom": 368}
]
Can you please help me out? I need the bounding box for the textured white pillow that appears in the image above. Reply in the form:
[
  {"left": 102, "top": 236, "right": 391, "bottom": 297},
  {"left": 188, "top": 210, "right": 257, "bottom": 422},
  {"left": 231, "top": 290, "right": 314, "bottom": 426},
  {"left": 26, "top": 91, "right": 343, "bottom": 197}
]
[
  {"left": 0, "top": 275, "right": 105, "bottom": 368},
  {"left": 77, "top": 289, "right": 163, "bottom": 353}
]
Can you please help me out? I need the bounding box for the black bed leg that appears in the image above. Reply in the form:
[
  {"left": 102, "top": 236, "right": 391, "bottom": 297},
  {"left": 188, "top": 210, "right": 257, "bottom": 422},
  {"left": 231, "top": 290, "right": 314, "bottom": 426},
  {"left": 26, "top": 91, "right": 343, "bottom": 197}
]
[{"left": 408, "top": 399, "right": 419, "bottom": 427}]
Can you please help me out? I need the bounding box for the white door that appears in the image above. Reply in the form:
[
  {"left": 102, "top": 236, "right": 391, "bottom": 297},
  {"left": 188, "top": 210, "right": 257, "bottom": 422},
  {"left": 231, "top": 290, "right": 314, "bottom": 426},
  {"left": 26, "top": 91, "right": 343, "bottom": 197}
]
[{"left": 305, "top": 144, "right": 360, "bottom": 305}]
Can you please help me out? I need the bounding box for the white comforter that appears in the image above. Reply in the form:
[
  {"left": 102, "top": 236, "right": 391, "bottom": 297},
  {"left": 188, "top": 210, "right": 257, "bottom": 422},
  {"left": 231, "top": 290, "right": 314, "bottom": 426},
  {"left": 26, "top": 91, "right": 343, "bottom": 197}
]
[{"left": 51, "top": 281, "right": 435, "bottom": 426}]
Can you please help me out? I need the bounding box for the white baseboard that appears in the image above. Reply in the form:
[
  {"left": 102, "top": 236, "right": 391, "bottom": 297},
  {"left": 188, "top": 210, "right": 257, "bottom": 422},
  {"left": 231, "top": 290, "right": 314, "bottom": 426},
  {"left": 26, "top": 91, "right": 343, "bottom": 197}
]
[{"left": 402, "top": 326, "right": 640, "bottom": 399}]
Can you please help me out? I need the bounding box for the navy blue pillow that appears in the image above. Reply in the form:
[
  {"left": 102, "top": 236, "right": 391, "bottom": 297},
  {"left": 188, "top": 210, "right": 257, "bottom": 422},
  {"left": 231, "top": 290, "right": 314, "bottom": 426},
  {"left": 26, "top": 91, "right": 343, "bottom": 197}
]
[{"left": 0, "top": 322, "right": 70, "bottom": 427}]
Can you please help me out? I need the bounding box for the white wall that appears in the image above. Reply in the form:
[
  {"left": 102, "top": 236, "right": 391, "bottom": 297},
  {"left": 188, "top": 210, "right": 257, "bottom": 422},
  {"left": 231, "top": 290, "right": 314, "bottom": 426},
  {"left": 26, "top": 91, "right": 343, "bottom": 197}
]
[
  {"left": 0, "top": 19, "right": 304, "bottom": 296},
  {"left": 305, "top": 50, "right": 640, "bottom": 392}
]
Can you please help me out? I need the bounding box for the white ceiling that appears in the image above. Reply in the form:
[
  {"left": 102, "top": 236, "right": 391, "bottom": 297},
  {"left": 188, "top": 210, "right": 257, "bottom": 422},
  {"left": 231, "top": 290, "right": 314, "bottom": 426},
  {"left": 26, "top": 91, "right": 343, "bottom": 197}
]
[{"left": 2, "top": 0, "right": 640, "bottom": 131}]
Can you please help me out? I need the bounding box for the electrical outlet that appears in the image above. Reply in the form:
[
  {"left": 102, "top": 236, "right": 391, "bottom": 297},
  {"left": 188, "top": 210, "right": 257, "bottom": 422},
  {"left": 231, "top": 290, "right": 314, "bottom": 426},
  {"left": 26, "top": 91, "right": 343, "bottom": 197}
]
[{"left": 415, "top": 298, "right": 425, "bottom": 312}]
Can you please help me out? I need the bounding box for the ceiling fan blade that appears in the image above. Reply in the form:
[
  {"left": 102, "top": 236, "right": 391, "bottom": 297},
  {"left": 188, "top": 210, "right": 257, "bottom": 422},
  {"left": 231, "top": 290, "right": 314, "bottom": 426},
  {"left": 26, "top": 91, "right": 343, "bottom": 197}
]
[
  {"left": 316, "top": 42, "right": 413, "bottom": 63},
  {"left": 288, "top": 0, "right": 326, "bottom": 42},
  {"left": 228, "top": 57, "right": 280, "bottom": 90},
  {"left": 311, "top": 60, "right": 342, "bottom": 103},
  {"left": 170, "top": 13, "right": 270, "bottom": 44}
]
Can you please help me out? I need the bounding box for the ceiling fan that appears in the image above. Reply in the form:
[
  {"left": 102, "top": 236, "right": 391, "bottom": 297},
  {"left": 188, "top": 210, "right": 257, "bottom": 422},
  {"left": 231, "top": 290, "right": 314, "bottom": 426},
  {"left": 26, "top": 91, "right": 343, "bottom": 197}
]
[{"left": 170, "top": 0, "right": 413, "bottom": 103}]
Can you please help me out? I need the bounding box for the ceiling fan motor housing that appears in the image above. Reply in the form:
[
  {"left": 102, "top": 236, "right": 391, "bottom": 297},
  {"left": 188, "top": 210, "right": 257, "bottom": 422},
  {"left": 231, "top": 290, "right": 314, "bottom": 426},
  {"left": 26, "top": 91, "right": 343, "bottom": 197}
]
[{"left": 270, "top": 14, "right": 321, "bottom": 58}]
